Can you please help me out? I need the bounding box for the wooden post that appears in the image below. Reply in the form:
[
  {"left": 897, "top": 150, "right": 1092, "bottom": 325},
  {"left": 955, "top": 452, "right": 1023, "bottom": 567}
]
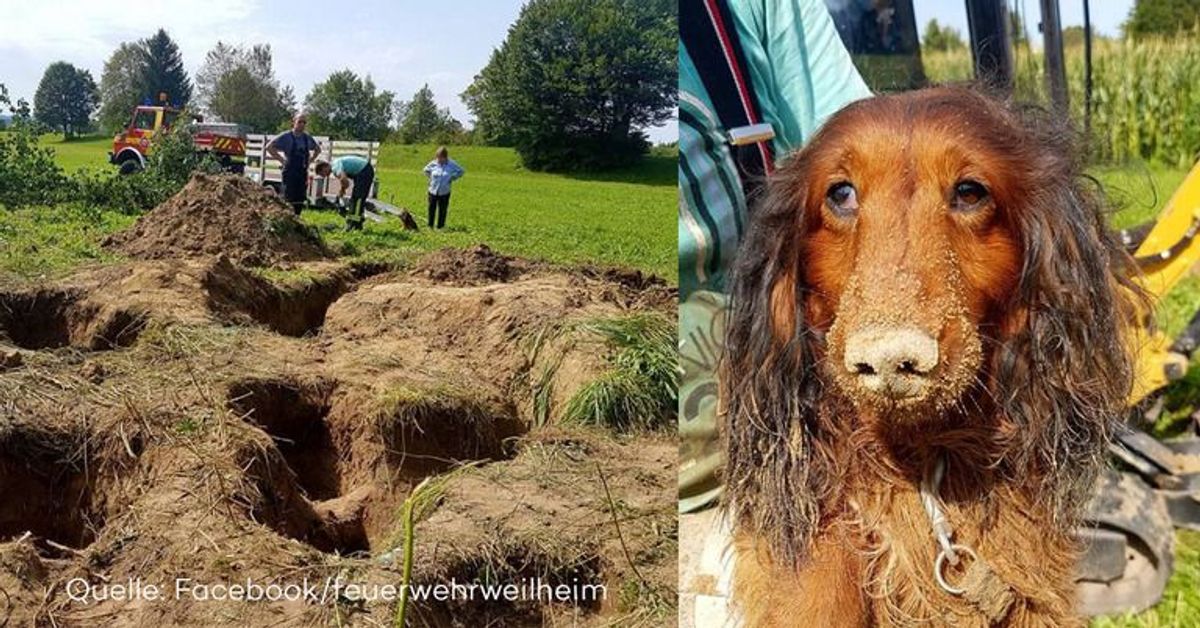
[
  {"left": 1083, "top": 0, "right": 1093, "bottom": 137},
  {"left": 965, "top": 0, "right": 1014, "bottom": 92},
  {"left": 1040, "top": 0, "right": 1069, "bottom": 116},
  {"left": 258, "top": 135, "right": 267, "bottom": 183}
]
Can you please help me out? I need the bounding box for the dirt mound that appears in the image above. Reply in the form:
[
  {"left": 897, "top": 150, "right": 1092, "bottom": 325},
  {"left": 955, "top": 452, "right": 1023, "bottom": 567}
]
[
  {"left": 410, "top": 244, "right": 529, "bottom": 284},
  {"left": 105, "top": 173, "right": 330, "bottom": 266}
]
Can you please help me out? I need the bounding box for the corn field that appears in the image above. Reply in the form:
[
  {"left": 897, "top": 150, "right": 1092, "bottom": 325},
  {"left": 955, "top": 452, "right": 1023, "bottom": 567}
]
[{"left": 923, "top": 37, "right": 1200, "bottom": 168}]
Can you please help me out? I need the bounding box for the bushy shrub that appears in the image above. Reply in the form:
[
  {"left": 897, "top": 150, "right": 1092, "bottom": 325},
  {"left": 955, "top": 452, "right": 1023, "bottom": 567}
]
[
  {"left": 71, "top": 168, "right": 172, "bottom": 215},
  {"left": 75, "top": 123, "right": 222, "bottom": 212},
  {"left": 0, "top": 126, "right": 73, "bottom": 208}
]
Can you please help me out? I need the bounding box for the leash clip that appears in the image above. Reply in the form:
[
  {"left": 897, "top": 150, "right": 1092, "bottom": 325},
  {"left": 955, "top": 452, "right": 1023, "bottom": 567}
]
[
  {"left": 934, "top": 544, "right": 977, "bottom": 595},
  {"left": 920, "top": 456, "right": 976, "bottom": 595}
]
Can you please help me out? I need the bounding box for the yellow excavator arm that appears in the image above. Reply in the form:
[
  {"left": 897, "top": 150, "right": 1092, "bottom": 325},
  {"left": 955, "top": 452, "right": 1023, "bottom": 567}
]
[{"left": 1130, "top": 163, "right": 1200, "bottom": 404}]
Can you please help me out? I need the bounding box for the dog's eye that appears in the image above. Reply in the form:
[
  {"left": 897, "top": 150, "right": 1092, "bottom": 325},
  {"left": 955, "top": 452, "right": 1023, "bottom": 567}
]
[
  {"left": 826, "top": 182, "right": 858, "bottom": 217},
  {"left": 952, "top": 180, "right": 989, "bottom": 210}
]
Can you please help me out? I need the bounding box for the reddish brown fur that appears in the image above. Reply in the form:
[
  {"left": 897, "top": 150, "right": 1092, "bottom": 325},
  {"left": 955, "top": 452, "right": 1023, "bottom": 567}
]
[{"left": 719, "top": 87, "right": 1141, "bottom": 626}]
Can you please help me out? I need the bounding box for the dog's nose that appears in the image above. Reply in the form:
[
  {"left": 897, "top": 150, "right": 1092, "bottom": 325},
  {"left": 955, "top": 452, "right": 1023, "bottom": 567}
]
[{"left": 843, "top": 328, "right": 939, "bottom": 398}]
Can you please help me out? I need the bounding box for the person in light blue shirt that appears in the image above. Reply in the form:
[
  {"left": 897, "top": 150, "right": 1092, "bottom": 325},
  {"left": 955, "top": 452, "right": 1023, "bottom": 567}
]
[
  {"left": 422, "top": 146, "right": 465, "bottom": 229},
  {"left": 315, "top": 154, "right": 375, "bottom": 231}
]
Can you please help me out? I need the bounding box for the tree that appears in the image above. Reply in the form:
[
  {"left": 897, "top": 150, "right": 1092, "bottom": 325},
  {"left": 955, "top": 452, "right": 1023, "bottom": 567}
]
[
  {"left": 923, "top": 19, "right": 965, "bottom": 52},
  {"left": 1125, "top": 0, "right": 1200, "bottom": 37},
  {"left": 140, "top": 29, "right": 191, "bottom": 106},
  {"left": 98, "top": 42, "right": 147, "bottom": 133},
  {"left": 1061, "top": 26, "right": 1104, "bottom": 48},
  {"left": 461, "top": 48, "right": 517, "bottom": 146},
  {"left": 210, "top": 66, "right": 292, "bottom": 132},
  {"left": 34, "top": 62, "right": 99, "bottom": 139},
  {"left": 396, "top": 84, "right": 461, "bottom": 143},
  {"left": 303, "top": 70, "right": 395, "bottom": 141},
  {"left": 195, "top": 42, "right": 291, "bottom": 120},
  {"left": 461, "top": 0, "right": 675, "bottom": 170},
  {"left": 0, "top": 83, "right": 31, "bottom": 124},
  {"left": 1009, "top": 7, "right": 1029, "bottom": 47},
  {"left": 197, "top": 42, "right": 293, "bottom": 131}
]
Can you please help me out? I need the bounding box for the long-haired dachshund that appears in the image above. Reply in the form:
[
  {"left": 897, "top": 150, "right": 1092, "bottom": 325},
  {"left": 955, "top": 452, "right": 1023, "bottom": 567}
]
[{"left": 720, "top": 87, "right": 1142, "bottom": 626}]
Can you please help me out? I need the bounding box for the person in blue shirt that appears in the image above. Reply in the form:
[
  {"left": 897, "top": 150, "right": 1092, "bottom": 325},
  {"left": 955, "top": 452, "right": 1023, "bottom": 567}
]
[
  {"left": 314, "top": 155, "right": 374, "bottom": 231},
  {"left": 422, "top": 147, "right": 464, "bottom": 229},
  {"left": 266, "top": 113, "right": 321, "bottom": 215}
]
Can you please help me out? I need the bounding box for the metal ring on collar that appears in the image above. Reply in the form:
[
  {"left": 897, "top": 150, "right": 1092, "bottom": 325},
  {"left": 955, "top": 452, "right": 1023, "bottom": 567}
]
[{"left": 934, "top": 544, "right": 978, "bottom": 595}]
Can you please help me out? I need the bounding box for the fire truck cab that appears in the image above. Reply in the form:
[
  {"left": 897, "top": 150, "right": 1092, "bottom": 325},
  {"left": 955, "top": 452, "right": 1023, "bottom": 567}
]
[{"left": 109, "top": 103, "right": 247, "bottom": 175}]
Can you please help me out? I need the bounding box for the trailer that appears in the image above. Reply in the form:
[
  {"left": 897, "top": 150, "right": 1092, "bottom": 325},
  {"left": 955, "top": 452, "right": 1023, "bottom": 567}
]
[{"left": 244, "top": 133, "right": 381, "bottom": 204}]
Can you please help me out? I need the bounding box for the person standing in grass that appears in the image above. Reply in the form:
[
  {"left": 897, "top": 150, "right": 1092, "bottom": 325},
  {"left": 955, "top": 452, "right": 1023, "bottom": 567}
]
[
  {"left": 315, "top": 155, "right": 374, "bottom": 231},
  {"left": 422, "top": 146, "right": 464, "bottom": 229},
  {"left": 266, "top": 112, "right": 321, "bottom": 215}
]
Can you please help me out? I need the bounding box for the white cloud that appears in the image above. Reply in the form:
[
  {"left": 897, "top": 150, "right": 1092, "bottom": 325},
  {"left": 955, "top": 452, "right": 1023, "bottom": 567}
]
[{"left": 0, "top": 0, "right": 258, "bottom": 59}]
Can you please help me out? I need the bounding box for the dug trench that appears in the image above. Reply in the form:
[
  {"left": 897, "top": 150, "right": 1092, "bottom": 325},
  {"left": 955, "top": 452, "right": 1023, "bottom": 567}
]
[
  {"left": 230, "top": 376, "right": 525, "bottom": 556},
  {"left": 0, "top": 424, "right": 125, "bottom": 555},
  {"left": 0, "top": 288, "right": 148, "bottom": 351},
  {"left": 0, "top": 243, "right": 676, "bottom": 626}
]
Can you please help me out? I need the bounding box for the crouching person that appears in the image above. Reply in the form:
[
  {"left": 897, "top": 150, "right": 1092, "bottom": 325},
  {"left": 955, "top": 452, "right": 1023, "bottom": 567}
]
[{"left": 315, "top": 156, "right": 374, "bottom": 231}]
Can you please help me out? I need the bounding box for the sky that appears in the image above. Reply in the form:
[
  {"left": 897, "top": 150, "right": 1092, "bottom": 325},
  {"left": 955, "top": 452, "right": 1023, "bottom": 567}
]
[
  {"left": 0, "top": 0, "right": 676, "bottom": 143},
  {"left": 913, "top": 0, "right": 1136, "bottom": 42}
]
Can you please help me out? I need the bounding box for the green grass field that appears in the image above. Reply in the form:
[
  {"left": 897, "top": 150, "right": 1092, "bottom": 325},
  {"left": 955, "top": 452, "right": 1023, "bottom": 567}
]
[{"left": 22, "top": 135, "right": 677, "bottom": 281}]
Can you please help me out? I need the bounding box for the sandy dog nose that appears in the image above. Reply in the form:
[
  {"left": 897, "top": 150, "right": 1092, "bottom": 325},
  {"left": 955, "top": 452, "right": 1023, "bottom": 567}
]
[{"left": 843, "top": 328, "right": 939, "bottom": 398}]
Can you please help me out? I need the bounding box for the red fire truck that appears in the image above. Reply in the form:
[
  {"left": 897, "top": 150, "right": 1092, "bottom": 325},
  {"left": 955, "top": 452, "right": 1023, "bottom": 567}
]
[{"left": 109, "top": 103, "right": 247, "bottom": 175}]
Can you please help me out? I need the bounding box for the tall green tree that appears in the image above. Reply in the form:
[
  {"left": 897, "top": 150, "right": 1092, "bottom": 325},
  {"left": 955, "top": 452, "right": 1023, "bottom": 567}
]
[
  {"left": 303, "top": 70, "right": 395, "bottom": 140},
  {"left": 197, "top": 42, "right": 293, "bottom": 131},
  {"left": 98, "top": 42, "right": 147, "bottom": 133},
  {"left": 461, "top": 0, "right": 675, "bottom": 170},
  {"left": 34, "top": 62, "right": 99, "bottom": 140},
  {"left": 1125, "top": 0, "right": 1200, "bottom": 37},
  {"left": 460, "top": 48, "right": 516, "bottom": 146},
  {"left": 923, "top": 19, "right": 965, "bottom": 52},
  {"left": 396, "top": 84, "right": 460, "bottom": 143},
  {"left": 140, "top": 29, "right": 191, "bottom": 106},
  {"left": 210, "top": 66, "right": 292, "bottom": 132},
  {"left": 195, "top": 42, "right": 292, "bottom": 119}
]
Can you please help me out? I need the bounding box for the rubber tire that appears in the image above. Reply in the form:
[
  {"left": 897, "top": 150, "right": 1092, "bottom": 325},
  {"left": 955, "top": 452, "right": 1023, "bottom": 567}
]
[
  {"left": 1077, "top": 470, "right": 1174, "bottom": 617},
  {"left": 118, "top": 159, "right": 143, "bottom": 176}
]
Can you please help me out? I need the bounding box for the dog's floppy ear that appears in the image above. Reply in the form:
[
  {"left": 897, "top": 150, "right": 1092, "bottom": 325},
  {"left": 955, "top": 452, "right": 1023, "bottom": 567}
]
[
  {"left": 721, "top": 163, "right": 829, "bottom": 566},
  {"left": 991, "top": 109, "right": 1144, "bottom": 521}
]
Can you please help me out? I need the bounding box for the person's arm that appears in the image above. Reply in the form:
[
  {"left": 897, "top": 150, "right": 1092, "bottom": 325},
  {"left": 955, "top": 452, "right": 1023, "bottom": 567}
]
[
  {"left": 266, "top": 134, "right": 287, "bottom": 166},
  {"left": 450, "top": 161, "right": 464, "bottom": 180},
  {"left": 423, "top": 162, "right": 434, "bottom": 177},
  {"left": 335, "top": 172, "right": 350, "bottom": 201}
]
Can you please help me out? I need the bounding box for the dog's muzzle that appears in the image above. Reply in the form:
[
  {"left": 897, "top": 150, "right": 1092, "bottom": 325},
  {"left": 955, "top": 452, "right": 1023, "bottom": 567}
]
[{"left": 843, "top": 327, "right": 939, "bottom": 399}]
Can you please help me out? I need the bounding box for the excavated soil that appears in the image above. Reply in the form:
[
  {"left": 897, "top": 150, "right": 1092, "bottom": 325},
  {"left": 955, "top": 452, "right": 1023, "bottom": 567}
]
[
  {"left": 410, "top": 244, "right": 530, "bottom": 285},
  {"left": 0, "top": 247, "right": 676, "bottom": 627},
  {"left": 104, "top": 173, "right": 331, "bottom": 266}
]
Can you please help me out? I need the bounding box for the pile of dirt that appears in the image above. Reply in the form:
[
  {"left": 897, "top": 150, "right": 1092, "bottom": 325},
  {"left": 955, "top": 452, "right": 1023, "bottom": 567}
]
[
  {"left": 410, "top": 244, "right": 529, "bottom": 284},
  {"left": 105, "top": 173, "right": 330, "bottom": 266}
]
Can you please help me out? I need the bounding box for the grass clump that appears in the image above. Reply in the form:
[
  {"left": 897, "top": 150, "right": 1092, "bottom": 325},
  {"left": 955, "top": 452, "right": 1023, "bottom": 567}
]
[
  {"left": 561, "top": 313, "right": 677, "bottom": 431},
  {"left": 388, "top": 463, "right": 481, "bottom": 628},
  {"left": 373, "top": 383, "right": 490, "bottom": 423}
]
